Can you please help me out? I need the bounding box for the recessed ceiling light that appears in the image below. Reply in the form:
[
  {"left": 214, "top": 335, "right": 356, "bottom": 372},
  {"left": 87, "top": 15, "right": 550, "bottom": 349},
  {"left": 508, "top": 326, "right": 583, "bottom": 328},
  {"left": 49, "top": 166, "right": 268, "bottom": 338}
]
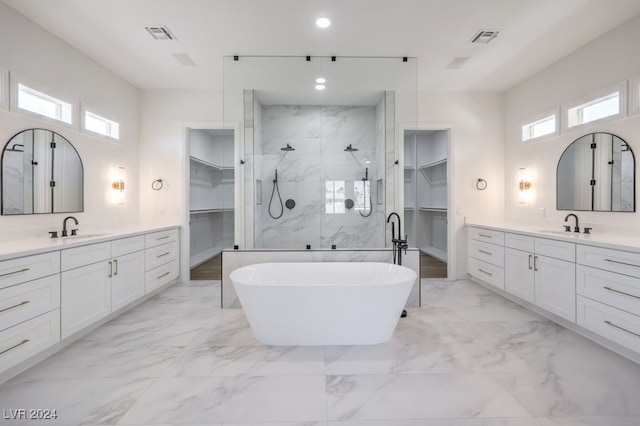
[
  {"left": 316, "top": 17, "right": 331, "bottom": 28},
  {"left": 315, "top": 84, "right": 326, "bottom": 90},
  {"left": 316, "top": 77, "right": 326, "bottom": 84}
]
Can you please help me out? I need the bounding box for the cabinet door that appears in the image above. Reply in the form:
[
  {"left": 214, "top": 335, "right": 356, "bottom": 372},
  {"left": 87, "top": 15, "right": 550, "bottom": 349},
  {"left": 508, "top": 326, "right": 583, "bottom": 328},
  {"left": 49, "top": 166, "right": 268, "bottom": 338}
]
[
  {"left": 535, "top": 255, "right": 576, "bottom": 322},
  {"left": 61, "top": 261, "right": 111, "bottom": 339},
  {"left": 111, "top": 251, "right": 145, "bottom": 312},
  {"left": 504, "top": 248, "right": 535, "bottom": 303}
]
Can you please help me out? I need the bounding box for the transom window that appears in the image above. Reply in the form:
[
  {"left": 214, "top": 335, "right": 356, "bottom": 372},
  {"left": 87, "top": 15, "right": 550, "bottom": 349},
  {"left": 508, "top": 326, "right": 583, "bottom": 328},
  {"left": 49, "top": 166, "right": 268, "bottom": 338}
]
[
  {"left": 563, "top": 82, "right": 626, "bottom": 131},
  {"left": 17, "top": 83, "right": 73, "bottom": 124},
  {"left": 84, "top": 110, "right": 120, "bottom": 139},
  {"left": 522, "top": 114, "right": 556, "bottom": 142}
]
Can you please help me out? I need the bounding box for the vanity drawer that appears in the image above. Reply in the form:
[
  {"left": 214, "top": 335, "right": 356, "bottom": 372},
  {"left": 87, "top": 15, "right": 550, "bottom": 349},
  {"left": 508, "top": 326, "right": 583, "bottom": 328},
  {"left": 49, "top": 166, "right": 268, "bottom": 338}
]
[
  {"left": 535, "top": 238, "right": 575, "bottom": 262},
  {"left": 145, "top": 241, "right": 179, "bottom": 271},
  {"left": 0, "top": 251, "right": 60, "bottom": 290},
  {"left": 469, "top": 239, "right": 504, "bottom": 267},
  {"left": 145, "top": 228, "right": 179, "bottom": 249},
  {"left": 0, "top": 275, "right": 60, "bottom": 332},
  {"left": 145, "top": 260, "right": 178, "bottom": 293},
  {"left": 505, "top": 233, "right": 534, "bottom": 252},
  {"left": 577, "top": 295, "right": 640, "bottom": 354},
  {"left": 577, "top": 245, "right": 640, "bottom": 278},
  {"left": 112, "top": 236, "right": 145, "bottom": 257},
  {"left": 468, "top": 258, "right": 504, "bottom": 290},
  {"left": 0, "top": 310, "right": 60, "bottom": 373},
  {"left": 577, "top": 264, "right": 640, "bottom": 316},
  {"left": 469, "top": 227, "right": 504, "bottom": 245},
  {"left": 61, "top": 241, "right": 111, "bottom": 271}
]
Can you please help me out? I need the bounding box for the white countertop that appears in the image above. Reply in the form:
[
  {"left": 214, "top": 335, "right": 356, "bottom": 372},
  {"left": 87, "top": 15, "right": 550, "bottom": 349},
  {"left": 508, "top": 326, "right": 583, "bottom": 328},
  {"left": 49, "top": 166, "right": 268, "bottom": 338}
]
[
  {"left": 0, "top": 224, "right": 180, "bottom": 261},
  {"left": 466, "top": 221, "right": 640, "bottom": 254}
]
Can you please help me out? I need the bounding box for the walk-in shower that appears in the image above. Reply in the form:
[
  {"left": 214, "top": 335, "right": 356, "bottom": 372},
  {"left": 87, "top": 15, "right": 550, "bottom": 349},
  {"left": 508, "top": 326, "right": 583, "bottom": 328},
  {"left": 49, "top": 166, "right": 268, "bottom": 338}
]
[{"left": 223, "top": 55, "right": 418, "bottom": 250}]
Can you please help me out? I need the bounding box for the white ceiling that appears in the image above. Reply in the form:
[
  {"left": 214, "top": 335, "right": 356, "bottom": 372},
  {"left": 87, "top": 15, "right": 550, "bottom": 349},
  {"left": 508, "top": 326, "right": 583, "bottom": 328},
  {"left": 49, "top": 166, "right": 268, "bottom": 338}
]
[{"left": 3, "top": 0, "right": 640, "bottom": 92}]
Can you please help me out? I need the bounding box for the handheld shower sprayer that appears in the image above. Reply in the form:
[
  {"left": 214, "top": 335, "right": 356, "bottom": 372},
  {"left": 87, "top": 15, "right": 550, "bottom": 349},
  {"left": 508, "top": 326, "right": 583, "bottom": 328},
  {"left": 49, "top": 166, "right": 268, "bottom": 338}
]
[
  {"left": 359, "top": 167, "right": 372, "bottom": 217},
  {"left": 268, "top": 169, "right": 284, "bottom": 219}
]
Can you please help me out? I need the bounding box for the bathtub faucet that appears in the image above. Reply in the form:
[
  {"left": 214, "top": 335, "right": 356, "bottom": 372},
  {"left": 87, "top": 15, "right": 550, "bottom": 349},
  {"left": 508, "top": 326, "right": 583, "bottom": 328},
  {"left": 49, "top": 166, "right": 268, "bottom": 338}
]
[
  {"left": 387, "top": 212, "right": 409, "bottom": 319},
  {"left": 386, "top": 212, "right": 408, "bottom": 266}
]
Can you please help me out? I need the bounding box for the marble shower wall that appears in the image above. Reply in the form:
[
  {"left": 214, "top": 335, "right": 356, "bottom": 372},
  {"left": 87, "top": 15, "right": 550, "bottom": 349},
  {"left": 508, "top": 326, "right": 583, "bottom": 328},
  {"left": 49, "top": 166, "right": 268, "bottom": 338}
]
[{"left": 254, "top": 103, "right": 384, "bottom": 249}]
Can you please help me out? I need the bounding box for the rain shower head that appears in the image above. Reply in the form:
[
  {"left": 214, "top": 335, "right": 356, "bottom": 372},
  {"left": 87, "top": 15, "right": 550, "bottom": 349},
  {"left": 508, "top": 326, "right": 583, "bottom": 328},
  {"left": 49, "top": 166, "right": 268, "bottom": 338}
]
[
  {"left": 281, "top": 143, "right": 295, "bottom": 151},
  {"left": 344, "top": 144, "right": 358, "bottom": 152}
]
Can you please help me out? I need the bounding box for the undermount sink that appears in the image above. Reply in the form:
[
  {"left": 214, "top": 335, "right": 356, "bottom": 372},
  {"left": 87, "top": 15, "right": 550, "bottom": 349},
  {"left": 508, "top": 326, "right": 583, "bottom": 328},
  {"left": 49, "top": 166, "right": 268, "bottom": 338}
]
[
  {"left": 61, "top": 233, "right": 108, "bottom": 240},
  {"left": 537, "top": 230, "right": 582, "bottom": 236}
]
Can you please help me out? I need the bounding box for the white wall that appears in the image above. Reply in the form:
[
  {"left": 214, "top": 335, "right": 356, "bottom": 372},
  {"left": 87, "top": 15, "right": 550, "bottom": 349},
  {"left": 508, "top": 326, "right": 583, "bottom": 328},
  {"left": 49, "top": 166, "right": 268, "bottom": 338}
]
[
  {"left": 505, "top": 14, "right": 640, "bottom": 234},
  {"left": 0, "top": 2, "right": 140, "bottom": 240},
  {"left": 417, "top": 92, "right": 505, "bottom": 279}
]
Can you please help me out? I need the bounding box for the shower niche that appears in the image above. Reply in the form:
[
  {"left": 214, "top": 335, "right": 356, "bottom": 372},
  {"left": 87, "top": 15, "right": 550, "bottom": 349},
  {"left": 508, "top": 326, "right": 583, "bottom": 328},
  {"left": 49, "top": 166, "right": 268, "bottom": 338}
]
[
  {"left": 404, "top": 129, "right": 449, "bottom": 267},
  {"left": 188, "top": 128, "right": 235, "bottom": 268}
]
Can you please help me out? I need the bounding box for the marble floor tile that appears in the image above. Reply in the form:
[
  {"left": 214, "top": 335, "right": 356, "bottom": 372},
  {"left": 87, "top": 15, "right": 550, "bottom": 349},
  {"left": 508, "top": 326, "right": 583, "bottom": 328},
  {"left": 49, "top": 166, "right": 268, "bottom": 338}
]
[
  {"left": 324, "top": 342, "right": 476, "bottom": 375},
  {"left": 325, "top": 373, "right": 531, "bottom": 421},
  {"left": 117, "top": 375, "right": 327, "bottom": 424},
  {"left": 162, "top": 344, "right": 325, "bottom": 377},
  {"left": 0, "top": 377, "right": 152, "bottom": 425}
]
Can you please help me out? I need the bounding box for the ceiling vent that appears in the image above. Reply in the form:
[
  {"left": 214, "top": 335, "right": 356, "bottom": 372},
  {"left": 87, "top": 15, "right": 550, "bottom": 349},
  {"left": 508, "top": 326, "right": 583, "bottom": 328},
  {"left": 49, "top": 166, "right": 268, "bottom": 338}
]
[
  {"left": 145, "top": 26, "right": 176, "bottom": 41},
  {"left": 469, "top": 29, "right": 499, "bottom": 44}
]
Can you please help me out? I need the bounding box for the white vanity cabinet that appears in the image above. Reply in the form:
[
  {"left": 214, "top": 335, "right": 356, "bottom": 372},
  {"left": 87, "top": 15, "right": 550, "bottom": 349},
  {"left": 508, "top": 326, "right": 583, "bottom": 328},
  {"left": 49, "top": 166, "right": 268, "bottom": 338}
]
[
  {"left": 504, "top": 233, "right": 576, "bottom": 322},
  {"left": 0, "top": 252, "right": 61, "bottom": 374},
  {"left": 144, "top": 228, "right": 179, "bottom": 293},
  {"left": 467, "top": 227, "right": 505, "bottom": 290},
  {"left": 576, "top": 244, "right": 640, "bottom": 353},
  {"left": 60, "top": 236, "right": 145, "bottom": 339}
]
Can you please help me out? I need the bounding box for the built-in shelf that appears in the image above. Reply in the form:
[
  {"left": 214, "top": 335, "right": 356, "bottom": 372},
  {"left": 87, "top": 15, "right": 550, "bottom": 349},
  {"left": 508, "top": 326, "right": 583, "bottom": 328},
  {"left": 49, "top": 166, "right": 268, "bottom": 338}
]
[
  {"left": 421, "top": 245, "right": 448, "bottom": 263},
  {"left": 190, "top": 156, "right": 233, "bottom": 170},
  {"left": 404, "top": 166, "right": 415, "bottom": 171},
  {"left": 419, "top": 158, "right": 447, "bottom": 170},
  {"left": 419, "top": 207, "right": 447, "bottom": 212},
  {"left": 190, "top": 245, "right": 226, "bottom": 269},
  {"left": 190, "top": 208, "right": 234, "bottom": 215},
  {"left": 404, "top": 206, "right": 416, "bottom": 211}
]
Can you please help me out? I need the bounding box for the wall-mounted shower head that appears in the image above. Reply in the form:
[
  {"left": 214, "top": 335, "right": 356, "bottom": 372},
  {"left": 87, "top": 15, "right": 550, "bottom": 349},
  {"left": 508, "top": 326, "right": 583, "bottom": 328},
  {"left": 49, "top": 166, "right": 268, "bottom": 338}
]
[
  {"left": 281, "top": 143, "right": 295, "bottom": 151},
  {"left": 344, "top": 144, "right": 358, "bottom": 152}
]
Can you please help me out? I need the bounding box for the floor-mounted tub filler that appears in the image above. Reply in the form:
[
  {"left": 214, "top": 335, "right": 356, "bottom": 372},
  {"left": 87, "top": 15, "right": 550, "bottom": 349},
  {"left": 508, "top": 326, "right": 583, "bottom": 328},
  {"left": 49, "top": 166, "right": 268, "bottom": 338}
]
[{"left": 230, "top": 262, "right": 416, "bottom": 345}]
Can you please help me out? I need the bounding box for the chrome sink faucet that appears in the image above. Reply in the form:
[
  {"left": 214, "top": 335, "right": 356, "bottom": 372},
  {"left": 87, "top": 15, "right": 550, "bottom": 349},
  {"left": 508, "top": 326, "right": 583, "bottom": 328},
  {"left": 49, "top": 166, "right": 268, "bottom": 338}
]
[
  {"left": 564, "top": 213, "right": 579, "bottom": 233},
  {"left": 62, "top": 216, "right": 79, "bottom": 237}
]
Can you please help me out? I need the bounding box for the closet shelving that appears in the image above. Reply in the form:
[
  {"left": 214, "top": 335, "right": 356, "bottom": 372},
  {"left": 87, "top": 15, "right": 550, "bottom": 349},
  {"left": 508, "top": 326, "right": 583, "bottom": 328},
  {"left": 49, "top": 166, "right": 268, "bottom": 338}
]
[
  {"left": 404, "top": 130, "right": 449, "bottom": 264},
  {"left": 189, "top": 129, "right": 235, "bottom": 269}
]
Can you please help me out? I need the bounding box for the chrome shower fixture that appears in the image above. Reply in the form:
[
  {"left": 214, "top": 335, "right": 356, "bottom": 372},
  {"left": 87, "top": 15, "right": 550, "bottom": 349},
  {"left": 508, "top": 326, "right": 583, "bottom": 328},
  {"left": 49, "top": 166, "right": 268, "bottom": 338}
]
[
  {"left": 281, "top": 143, "right": 295, "bottom": 151},
  {"left": 344, "top": 144, "right": 358, "bottom": 152}
]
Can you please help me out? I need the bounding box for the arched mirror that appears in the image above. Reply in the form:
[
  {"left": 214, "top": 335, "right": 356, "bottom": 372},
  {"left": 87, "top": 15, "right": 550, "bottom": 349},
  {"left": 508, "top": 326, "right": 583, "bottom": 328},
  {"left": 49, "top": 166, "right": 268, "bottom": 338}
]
[
  {"left": 557, "top": 132, "right": 635, "bottom": 212},
  {"left": 1, "top": 129, "right": 83, "bottom": 215}
]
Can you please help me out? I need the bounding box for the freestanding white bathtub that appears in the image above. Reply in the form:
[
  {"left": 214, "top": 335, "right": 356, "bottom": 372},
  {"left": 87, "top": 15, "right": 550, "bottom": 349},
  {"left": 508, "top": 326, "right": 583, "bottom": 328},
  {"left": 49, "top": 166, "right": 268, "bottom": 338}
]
[{"left": 230, "top": 262, "right": 417, "bottom": 346}]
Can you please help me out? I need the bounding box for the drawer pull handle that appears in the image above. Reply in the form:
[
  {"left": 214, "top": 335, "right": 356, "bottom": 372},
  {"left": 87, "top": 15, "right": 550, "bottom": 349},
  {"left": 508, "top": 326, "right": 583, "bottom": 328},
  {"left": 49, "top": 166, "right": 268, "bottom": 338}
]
[
  {"left": 477, "top": 233, "right": 493, "bottom": 239},
  {"left": 528, "top": 254, "right": 533, "bottom": 270},
  {"left": 534, "top": 255, "right": 538, "bottom": 272},
  {"left": 157, "top": 252, "right": 171, "bottom": 258},
  {"left": 157, "top": 271, "right": 170, "bottom": 279},
  {"left": 604, "top": 258, "right": 640, "bottom": 269},
  {"left": 0, "top": 268, "right": 30, "bottom": 278},
  {"left": 0, "top": 339, "right": 29, "bottom": 356},
  {"left": 157, "top": 236, "right": 170, "bottom": 240},
  {"left": 478, "top": 268, "right": 493, "bottom": 277},
  {"left": 604, "top": 320, "right": 640, "bottom": 338},
  {"left": 114, "top": 259, "right": 118, "bottom": 276},
  {"left": 478, "top": 249, "right": 492, "bottom": 255},
  {"left": 603, "top": 286, "right": 640, "bottom": 300},
  {"left": 0, "top": 300, "right": 30, "bottom": 313},
  {"left": 108, "top": 261, "right": 113, "bottom": 278}
]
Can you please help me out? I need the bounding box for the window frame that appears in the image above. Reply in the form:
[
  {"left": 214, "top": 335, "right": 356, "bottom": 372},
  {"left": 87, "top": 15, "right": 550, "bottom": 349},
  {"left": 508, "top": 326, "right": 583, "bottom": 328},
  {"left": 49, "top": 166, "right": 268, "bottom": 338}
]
[
  {"left": 81, "top": 103, "right": 121, "bottom": 141},
  {"left": 0, "top": 67, "right": 8, "bottom": 110},
  {"left": 630, "top": 75, "right": 640, "bottom": 116},
  {"left": 520, "top": 108, "right": 559, "bottom": 143},
  {"left": 561, "top": 82, "right": 627, "bottom": 133},
  {"left": 10, "top": 74, "right": 78, "bottom": 128}
]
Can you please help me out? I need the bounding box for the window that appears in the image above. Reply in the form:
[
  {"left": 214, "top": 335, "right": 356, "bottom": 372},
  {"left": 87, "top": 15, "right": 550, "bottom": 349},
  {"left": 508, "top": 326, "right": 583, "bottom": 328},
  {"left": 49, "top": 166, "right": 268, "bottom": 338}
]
[
  {"left": 521, "top": 112, "right": 557, "bottom": 142},
  {"left": 354, "top": 180, "right": 371, "bottom": 212},
  {"left": 562, "top": 82, "right": 626, "bottom": 132},
  {"left": 83, "top": 109, "right": 120, "bottom": 139},
  {"left": 0, "top": 68, "right": 7, "bottom": 110},
  {"left": 631, "top": 75, "right": 640, "bottom": 116},
  {"left": 11, "top": 75, "right": 76, "bottom": 126},
  {"left": 325, "top": 180, "right": 345, "bottom": 214}
]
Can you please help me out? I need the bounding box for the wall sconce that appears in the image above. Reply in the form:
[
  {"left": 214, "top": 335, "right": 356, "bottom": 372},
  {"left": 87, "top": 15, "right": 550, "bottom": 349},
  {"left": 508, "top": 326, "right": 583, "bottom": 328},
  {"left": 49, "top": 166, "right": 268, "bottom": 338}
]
[
  {"left": 111, "top": 166, "right": 126, "bottom": 205},
  {"left": 518, "top": 168, "right": 532, "bottom": 191}
]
